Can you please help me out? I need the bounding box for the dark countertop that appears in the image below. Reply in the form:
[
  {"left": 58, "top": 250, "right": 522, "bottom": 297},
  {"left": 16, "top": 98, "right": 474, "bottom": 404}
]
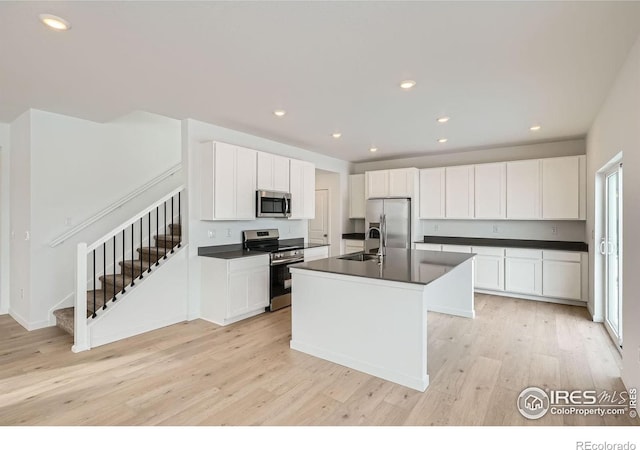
[
  {"left": 198, "top": 239, "right": 328, "bottom": 259},
  {"left": 289, "top": 248, "right": 474, "bottom": 286},
  {"left": 342, "top": 233, "right": 366, "bottom": 240},
  {"left": 418, "top": 236, "right": 588, "bottom": 252}
]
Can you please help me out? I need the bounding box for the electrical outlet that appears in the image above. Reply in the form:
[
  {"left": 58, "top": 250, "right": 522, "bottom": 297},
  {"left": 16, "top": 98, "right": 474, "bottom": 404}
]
[
  {"left": 65, "top": 217, "right": 72, "bottom": 226},
  {"left": 207, "top": 230, "right": 215, "bottom": 238},
  {"left": 434, "top": 224, "right": 439, "bottom": 232},
  {"left": 492, "top": 225, "right": 499, "bottom": 233},
  {"left": 552, "top": 226, "right": 558, "bottom": 235},
  {"left": 226, "top": 228, "right": 231, "bottom": 238}
]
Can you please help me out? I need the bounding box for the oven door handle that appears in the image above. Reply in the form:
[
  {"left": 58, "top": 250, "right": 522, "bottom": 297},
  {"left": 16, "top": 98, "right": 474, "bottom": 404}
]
[{"left": 271, "top": 257, "right": 304, "bottom": 266}]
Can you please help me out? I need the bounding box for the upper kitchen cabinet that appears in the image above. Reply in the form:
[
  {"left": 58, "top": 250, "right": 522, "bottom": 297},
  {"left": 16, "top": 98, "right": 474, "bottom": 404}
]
[
  {"left": 541, "top": 155, "right": 586, "bottom": 220},
  {"left": 474, "top": 162, "right": 506, "bottom": 219},
  {"left": 365, "top": 168, "right": 417, "bottom": 198},
  {"left": 506, "top": 159, "right": 541, "bottom": 219},
  {"left": 349, "top": 174, "right": 366, "bottom": 218},
  {"left": 289, "top": 159, "right": 315, "bottom": 219},
  {"left": 419, "top": 168, "right": 445, "bottom": 219},
  {"left": 200, "top": 141, "right": 257, "bottom": 220},
  {"left": 445, "top": 165, "right": 474, "bottom": 219},
  {"left": 257, "top": 151, "right": 290, "bottom": 193},
  {"left": 365, "top": 170, "right": 389, "bottom": 198}
]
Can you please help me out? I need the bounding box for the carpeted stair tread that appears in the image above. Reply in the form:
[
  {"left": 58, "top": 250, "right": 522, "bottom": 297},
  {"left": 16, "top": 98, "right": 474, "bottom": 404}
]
[
  {"left": 155, "top": 234, "right": 182, "bottom": 245},
  {"left": 53, "top": 306, "right": 95, "bottom": 335},
  {"left": 168, "top": 223, "right": 181, "bottom": 235},
  {"left": 137, "top": 246, "right": 171, "bottom": 257},
  {"left": 100, "top": 273, "right": 134, "bottom": 290}
]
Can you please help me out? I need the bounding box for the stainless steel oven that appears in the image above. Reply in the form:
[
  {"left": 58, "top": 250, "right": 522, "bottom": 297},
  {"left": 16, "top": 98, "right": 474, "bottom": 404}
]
[
  {"left": 256, "top": 190, "right": 291, "bottom": 218},
  {"left": 269, "top": 250, "right": 304, "bottom": 311},
  {"left": 242, "top": 228, "right": 304, "bottom": 311}
]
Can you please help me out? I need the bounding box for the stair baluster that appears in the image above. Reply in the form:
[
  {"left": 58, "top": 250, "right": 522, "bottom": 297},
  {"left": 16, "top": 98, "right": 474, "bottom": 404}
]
[
  {"left": 178, "top": 192, "right": 182, "bottom": 248},
  {"left": 121, "top": 229, "right": 126, "bottom": 294},
  {"left": 102, "top": 242, "right": 107, "bottom": 310},
  {"left": 92, "top": 250, "right": 97, "bottom": 318},
  {"left": 139, "top": 217, "right": 143, "bottom": 280},
  {"left": 112, "top": 235, "right": 117, "bottom": 301},
  {"left": 164, "top": 201, "right": 168, "bottom": 260},
  {"left": 130, "top": 223, "right": 135, "bottom": 286},
  {"left": 171, "top": 197, "right": 175, "bottom": 254},
  {"left": 147, "top": 211, "right": 152, "bottom": 273},
  {"left": 155, "top": 207, "right": 160, "bottom": 266}
]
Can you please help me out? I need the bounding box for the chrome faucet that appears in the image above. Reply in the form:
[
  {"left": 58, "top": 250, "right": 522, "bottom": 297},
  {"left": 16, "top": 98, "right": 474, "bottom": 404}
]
[{"left": 367, "top": 224, "right": 386, "bottom": 260}]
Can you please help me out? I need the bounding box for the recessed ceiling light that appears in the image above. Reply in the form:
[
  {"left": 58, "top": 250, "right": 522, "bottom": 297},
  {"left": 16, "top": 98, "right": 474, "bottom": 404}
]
[
  {"left": 273, "top": 109, "right": 286, "bottom": 117},
  {"left": 400, "top": 80, "right": 416, "bottom": 90},
  {"left": 530, "top": 125, "right": 541, "bottom": 131},
  {"left": 332, "top": 132, "right": 342, "bottom": 139},
  {"left": 438, "top": 138, "right": 448, "bottom": 143},
  {"left": 369, "top": 147, "right": 378, "bottom": 153},
  {"left": 39, "top": 14, "right": 71, "bottom": 31},
  {"left": 437, "top": 116, "right": 450, "bottom": 123}
]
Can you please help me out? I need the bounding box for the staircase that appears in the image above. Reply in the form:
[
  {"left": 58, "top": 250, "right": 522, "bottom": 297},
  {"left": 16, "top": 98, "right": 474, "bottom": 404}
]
[
  {"left": 52, "top": 187, "right": 185, "bottom": 352},
  {"left": 53, "top": 223, "right": 182, "bottom": 336}
]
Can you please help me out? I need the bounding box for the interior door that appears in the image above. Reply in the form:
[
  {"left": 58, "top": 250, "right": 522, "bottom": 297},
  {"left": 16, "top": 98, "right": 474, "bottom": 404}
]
[
  {"left": 603, "top": 164, "right": 623, "bottom": 349},
  {"left": 309, "top": 189, "right": 328, "bottom": 245}
]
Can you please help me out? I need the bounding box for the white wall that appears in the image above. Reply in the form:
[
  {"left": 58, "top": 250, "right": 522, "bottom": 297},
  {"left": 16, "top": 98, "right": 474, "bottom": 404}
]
[
  {"left": 0, "top": 123, "right": 10, "bottom": 314},
  {"left": 183, "top": 118, "right": 351, "bottom": 319},
  {"left": 9, "top": 111, "right": 31, "bottom": 327},
  {"left": 10, "top": 109, "right": 182, "bottom": 329},
  {"left": 420, "top": 219, "right": 586, "bottom": 242},
  {"left": 353, "top": 139, "right": 585, "bottom": 172},
  {"left": 586, "top": 35, "right": 640, "bottom": 391}
]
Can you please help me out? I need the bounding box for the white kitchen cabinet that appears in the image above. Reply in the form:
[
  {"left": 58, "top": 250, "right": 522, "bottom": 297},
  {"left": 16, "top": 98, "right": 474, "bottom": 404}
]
[
  {"left": 445, "top": 165, "right": 474, "bottom": 219},
  {"left": 506, "top": 159, "right": 541, "bottom": 219},
  {"left": 349, "top": 174, "right": 366, "bottom": 218},
  {"left": 415, "top": 243, "right": 442, "bottom": 251},
  {"left": 200, "top": 141, "right": 257, "bottom": 220},
  {"left": 542, "top": 250, "right": 582, "bottom": 300},
  {"left": 257, "top": 152, "right": 290, "bottom": 193},
  {"left": 441, "top": 244, "right": 472, "bottom": 253},
  {"left": 504, "top": 249, "right": 543, "bottom": 296},
  {"left": 419, "top": 168, "right": 446, "bottom": 219},
  {"left": 542, "top": 155, "right": 585, "bottom": 220},
  {"left": 366, "top": 170, "right": 390, "bottom": 198},
  {"left": 343, "top": 239, "right": 364, "bottom": 254},
  {"left": 365, "top": 168, "right": 417, "bottom": 198},
  {"left": 388, "top": 168, "right": 415, "bottom": 197},
  {"left": 474, "top": 162, "right": 506, "bottom": 219},
  {"left": 472, "top": 247, "right": 505, "bottom": 291},
  {"left": 289, "top": 159, "right": 315, "bottom": 219},
  {"left": 201, "top": 254, "right": 269, "bottom": 326},
  {"left": 304, "top": 246, "right": 329, "bottom": 262}
]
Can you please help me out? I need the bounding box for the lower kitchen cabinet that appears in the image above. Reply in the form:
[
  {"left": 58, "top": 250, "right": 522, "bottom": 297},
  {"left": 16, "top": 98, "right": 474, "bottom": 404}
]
[
  {"left": 304, "top": 246, "right": 329, "bottom": 262},
  {"left": 505, "top": 256, "right": 543, "bottom": 296},
  {"left": 201, "top": 254, "right": 269, "bottom": 325},
  {"left": 342, "top": 239, "right": 364, "bottom": 254},
  {"left": 541, "top": 251, "right": 582, "bottom": 300},
  {"left": 419, "top": 242, "right": 586, "bottom": 303},
  {"left": 473, "top": 247, "right": 505, "bottom": 291}
]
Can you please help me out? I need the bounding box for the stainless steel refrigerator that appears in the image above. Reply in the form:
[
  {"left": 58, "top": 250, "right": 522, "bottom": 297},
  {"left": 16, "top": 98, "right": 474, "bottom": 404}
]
[{"left": 365, "top": 198, "right": 411, "bottom": 253}]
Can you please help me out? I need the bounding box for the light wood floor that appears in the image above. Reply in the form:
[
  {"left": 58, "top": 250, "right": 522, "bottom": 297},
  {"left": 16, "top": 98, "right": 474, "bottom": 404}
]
[{"left": 0, "top": 294, "right": 636, "bottom": 426}]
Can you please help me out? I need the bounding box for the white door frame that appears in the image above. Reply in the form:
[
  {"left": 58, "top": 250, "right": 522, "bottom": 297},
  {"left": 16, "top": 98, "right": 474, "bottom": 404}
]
[{"left": 595, "top": 153, "right": 623, "bottom": 352}]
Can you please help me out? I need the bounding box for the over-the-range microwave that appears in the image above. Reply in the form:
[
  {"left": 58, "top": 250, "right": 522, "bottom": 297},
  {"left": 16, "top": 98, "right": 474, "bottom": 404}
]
[{"left": 256, "top": 190, "right": 291, "bottom": 218}]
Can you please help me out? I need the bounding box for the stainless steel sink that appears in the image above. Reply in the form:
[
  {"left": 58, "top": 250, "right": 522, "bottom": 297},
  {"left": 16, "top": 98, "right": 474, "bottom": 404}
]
[{"left": 338, "top": 252, "right": 380, "bottom": 262}]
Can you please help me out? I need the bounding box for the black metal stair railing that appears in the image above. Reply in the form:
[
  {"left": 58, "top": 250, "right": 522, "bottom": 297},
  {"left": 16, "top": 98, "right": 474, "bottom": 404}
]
[{"left": 87, "top": 190, "right": 183, "bottom": 320}]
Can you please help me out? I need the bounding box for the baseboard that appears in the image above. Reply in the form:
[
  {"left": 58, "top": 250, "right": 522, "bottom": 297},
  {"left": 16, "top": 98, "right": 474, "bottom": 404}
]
[
  {"left": 475, "top": 289, "right": 587, "bottom": 307},
  {"left": 8, "top": 308, "right": 50, "bottom": 331},
  {"left": 428, "top": 304, "right": 475, "bottom": 319},
  {"left": 290, "top": 339, "right": 429, "bottom": 392},
  {"left": 89, "top": 314, "right": 188, "bottom": 349}
]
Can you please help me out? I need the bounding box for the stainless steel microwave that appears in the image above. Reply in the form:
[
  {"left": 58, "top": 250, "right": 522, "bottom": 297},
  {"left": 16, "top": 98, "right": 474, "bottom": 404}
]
[{"left": 256, "top": 190, "right": 291, "bottom": 218}]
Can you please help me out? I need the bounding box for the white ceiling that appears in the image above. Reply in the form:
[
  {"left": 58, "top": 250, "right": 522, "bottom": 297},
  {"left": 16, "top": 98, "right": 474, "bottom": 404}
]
[{"left": 1, "top": 2, "right": 640, "bottom": 162}]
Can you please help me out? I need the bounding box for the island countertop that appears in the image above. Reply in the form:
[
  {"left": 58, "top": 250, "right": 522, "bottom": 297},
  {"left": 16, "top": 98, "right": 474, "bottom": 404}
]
[{"left": 290, "top": 248, "right": 474, "bottom": 286}]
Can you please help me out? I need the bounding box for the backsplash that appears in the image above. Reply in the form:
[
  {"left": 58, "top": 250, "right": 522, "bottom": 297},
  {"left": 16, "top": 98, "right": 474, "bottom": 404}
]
[
  {"left": 419, "top": 219, "right": 587, "bottom": 242},
  {"left": 191, "top": 218, "right": 307, "bottom": 248}
]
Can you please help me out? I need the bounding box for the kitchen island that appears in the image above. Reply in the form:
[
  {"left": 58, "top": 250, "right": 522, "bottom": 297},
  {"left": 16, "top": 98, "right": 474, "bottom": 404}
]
[{"left": 288, "top": 248, "right": 475, "bottom": 391}]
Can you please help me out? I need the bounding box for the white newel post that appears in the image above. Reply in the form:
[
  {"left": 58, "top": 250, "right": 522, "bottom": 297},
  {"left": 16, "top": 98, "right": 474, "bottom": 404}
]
[{"left": 72, "top": 242, "right": 90, "bottom": 353}]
